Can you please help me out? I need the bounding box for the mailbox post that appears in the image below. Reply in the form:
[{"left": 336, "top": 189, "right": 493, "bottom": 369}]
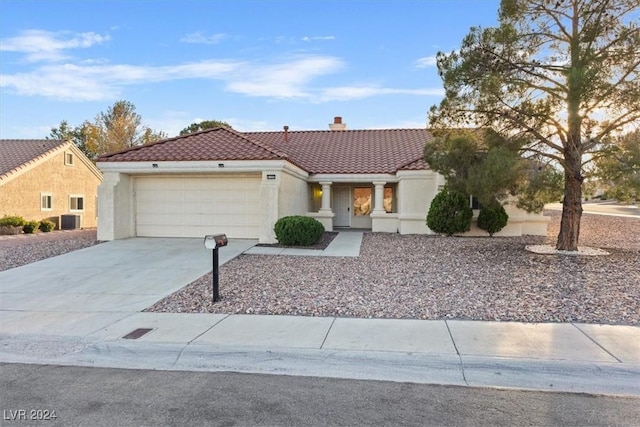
[{"left": 204, "top": 234, "right": 228, "bottom": 302}]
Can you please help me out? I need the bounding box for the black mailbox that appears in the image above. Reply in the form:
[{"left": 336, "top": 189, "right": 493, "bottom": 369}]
[
  {"left": 204, "top": 234, "right": 228, "bottom": 302},
  {"left": 204, "top": 234, "right": 228, "bottom": 249}
]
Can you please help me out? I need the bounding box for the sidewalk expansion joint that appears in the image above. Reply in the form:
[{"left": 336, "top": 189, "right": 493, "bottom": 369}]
[
  {"left": 444, "top": 320, "right": 468, "bottom": 386},
  {"left": 570, "top": 323, "right": 623, "bottom": 363},
  {"left": 172, "top": 314, "right": 232, "bottom": 367},
  {"left": 319, "top": 317, "right": 337, "bottom": 349}
]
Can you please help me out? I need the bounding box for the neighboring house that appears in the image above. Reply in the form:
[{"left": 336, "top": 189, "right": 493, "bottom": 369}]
[
  {"left": 0, "top": 139, "right": 103, "bottom": 229},
  {"left": 96, "top": 117, "right": 548, "bottom": 243}
]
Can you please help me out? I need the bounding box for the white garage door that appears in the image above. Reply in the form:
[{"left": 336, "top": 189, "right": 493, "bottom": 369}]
[{"left": 135, "top": 175, "right": 261, "bottom": 238}]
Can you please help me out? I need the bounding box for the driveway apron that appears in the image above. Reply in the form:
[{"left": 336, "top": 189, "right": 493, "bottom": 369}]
[{"left": 0, "top": 238, "right": 256, "bottom": 335}]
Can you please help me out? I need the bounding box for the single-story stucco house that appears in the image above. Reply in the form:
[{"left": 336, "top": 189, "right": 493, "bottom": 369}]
[
  {"left": 0, "top": 139, "right": 102, "bottom": 229},
  {"left": 96, "top": 117, "right": 547, "bottom": 243}
]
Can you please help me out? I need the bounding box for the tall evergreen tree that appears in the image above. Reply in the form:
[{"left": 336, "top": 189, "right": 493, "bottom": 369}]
[{"left": 429, "top": 0, "right": 640, "bottom": 251}]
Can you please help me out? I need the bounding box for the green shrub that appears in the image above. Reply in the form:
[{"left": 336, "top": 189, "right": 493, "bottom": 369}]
[
  {"left": 274, "top": 216, "right": 325, "bottom": 246},
  {"left": 426, "top": 189, "right": 473, "bottom": 236},
  {"left": 22, "top": 220, "right": 40, "bottom": 234},
  {"left": 477, "top": 203, "right": 509, "bottom": 236},
  {"left": 39, "top": 219, "right": 55, "bottom": 232},
  {"left": 0, "top": 215, "right": 26, "bottom": 227}
]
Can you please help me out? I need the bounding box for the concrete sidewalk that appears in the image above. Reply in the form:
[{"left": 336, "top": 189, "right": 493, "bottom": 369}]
[
  {"left": 244, "top": 231, "right": 363, "bottom": 257},
  {"left": 1, "top": 234, "right": 639, "bottom": 397},
  {"left": 1, "top": 313, "right": 638, "bottom": 396}
]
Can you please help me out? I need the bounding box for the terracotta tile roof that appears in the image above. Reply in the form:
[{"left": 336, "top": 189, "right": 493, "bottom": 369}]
[
  {"left": 98, "top": 127, "right": 433, "bottom": 175},
  {"left": 0, "top": 139, "right": 67, "bottom": 178},
  {"left": 98, "top": 127, "right": 287, "bottom": 163},
  {"left": 247, "top": 129, "right": 432, "bottom": 174},
  {"left": 398, "top": 157, "right": 430, "bottom": 171}
]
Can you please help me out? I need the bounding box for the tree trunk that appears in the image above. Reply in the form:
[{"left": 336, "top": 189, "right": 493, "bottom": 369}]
[
  {"left": 556, "top": 166, "right": 583, "bottom": 251},
  {"left": 557, "top": 7, "right": 584, "bottom": 252}
]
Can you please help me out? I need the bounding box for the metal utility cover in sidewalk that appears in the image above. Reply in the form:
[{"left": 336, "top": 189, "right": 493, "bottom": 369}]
[{"left": 122, "top": 328, "right": 154, "bottom": 340}]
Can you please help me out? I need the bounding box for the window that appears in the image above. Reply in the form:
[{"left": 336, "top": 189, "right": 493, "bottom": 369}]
[
  {"left": 64, "top": 152, "right": 74, "bottom": 166},
  {"left": 70, "top": 195, "right": 84, "bottom": 211},
  {"left": 384, "top": 187, "right": 393, "bottom": 213},
  {"left": 353, "top": 188, "right": 372, "bottom": 216},
  {"left": 41, "top": 193, "right": 53, "bottom": 211}
]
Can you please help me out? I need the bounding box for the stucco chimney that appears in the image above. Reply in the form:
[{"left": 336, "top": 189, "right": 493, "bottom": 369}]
[
  {"left": 283, "top": 125, "right": 289, "bottom": 142},
  {"left": 329, "top": 116, "right": 347, "bottom": 131}
]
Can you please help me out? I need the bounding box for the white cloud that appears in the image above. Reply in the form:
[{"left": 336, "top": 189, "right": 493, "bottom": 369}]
[
  {"left": 0, "top": 54, "right": 345, "bottom": 102},
  {"left": 227, "top": 118, "right": 272, "bottom": 131},
  {"left": 302, "top": 36, "right": 336, "bottom": 42},
  {"left": 415, "top": 55, "right": 438, "bottom": 68},
  {"left": 225, "top": 56, "right": 345, "bottom": 98},
  {"left": 274, "top": 35, "right": 292, "bottom": 44},
  {"left": 145, "top": 112, "right": 271, "bottom": 136},
  {"left": 0, "top": 30, "right": 110, "bottom": 62},
  {"left": 180, "top": 32, "right": 228, "bottom": 45},
  {"left": 318, "top": 85, "right": 444, "bottom": 101},
  {"left": 1, "top": 66, "right": 112, "bottom": 100},
  {"left": 0, "top": 123, "right": 53, "bottom": 139},
  {"left": 144, "top": 110, "right": 192, "bottom": 137},
  {"left": 0, "top": 60, "right": 243, "bottom": 101},
  {"left": 1, "top": 32, "right": 436, "bottom": 105}
]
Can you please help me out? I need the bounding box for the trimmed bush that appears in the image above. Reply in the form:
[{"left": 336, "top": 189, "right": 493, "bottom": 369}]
[
  {"left": 274, "top": 216, "right": 325, "bottom": 246},
  {"left": 426, "top": 189, "right": 473, "bottom": 236},
  {"left": 22, "top": 221, "right": 40, "bottom": 234},
  {"left": 0, "top": 215, "right": 26, "bottom": 227},
  {"left": 39, "top": 219, "right": 55, "bottom": 232},
  {"left": 477, "top": 203, "right": 509, "bottom": 236}
]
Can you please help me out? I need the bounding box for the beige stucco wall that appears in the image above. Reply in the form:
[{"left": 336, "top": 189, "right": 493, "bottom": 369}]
[
  {"left": 463, "top": 201, "right": 550, "bottom": 237},
  {"left": 0, "top": 146, "right": 102, "bottom": 228},
  {"left": 309, "top": 183, "right": 322, "bottom": 212},
  {"left": 97, "top": 172, "right": 134, "bottom": 240},
  {"left": 278, "top": 170, "right": 309, "bottom": 217},
  {"left": 259, "top": 171, "right": 280, "bottom": 243},
  {"left": 259, "top": 167, "right": 309, "bottom": 243},
  {"left": 94, "top": 160, "right": 549, "bottom": 242},
  {"left": 396, "top": 170, "right": 438, "bottom": 235}
]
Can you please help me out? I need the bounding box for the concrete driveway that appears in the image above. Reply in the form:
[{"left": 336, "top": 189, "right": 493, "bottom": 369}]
[{"left": 0, "top": 238, "right": 256, "bottom": 336}]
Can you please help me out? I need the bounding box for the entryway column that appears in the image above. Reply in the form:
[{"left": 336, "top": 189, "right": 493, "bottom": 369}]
[
  {"left": 373, "top": 181, "right": 386, "bottom": 213},
  {"left": 319, "top": 181, "right": 332, "bottom": 212}
]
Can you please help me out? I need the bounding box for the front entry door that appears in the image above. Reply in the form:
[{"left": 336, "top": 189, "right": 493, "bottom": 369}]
[{"left": 333, "top": 187, "right": 351, "bottom": 227}]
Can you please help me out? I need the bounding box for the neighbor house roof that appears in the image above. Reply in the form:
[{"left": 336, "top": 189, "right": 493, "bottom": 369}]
[
  {"left": 0, "top": 139, "right": 67, "bottom": 179},
  {"left": 0, "top": 139, "right": 103, "bottom": 184},
  {"left": 98, "top": 127, "right": 433, "bottom": 175}
]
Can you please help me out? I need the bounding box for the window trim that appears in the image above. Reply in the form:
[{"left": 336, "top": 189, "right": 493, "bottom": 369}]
[
  {"left": 64, "top": 152, "right": 74, "bottom": 166},
  {"left": 41, "top": 193, "right": 53, "bottom": 211},
  {"left": 69, "top": 195, "right": 85, "bottom": 212}
]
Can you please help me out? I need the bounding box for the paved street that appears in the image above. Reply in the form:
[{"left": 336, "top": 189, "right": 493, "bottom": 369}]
[
  {"left": 546, "top": 201, "right": 639, "bottom": 217},
  {"left": 2, "top": 363, "right": 639, "bottom": 427}
]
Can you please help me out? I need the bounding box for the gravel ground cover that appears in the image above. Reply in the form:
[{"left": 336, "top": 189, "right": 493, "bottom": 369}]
[
  {"left": 147, "top": 211, "right": 640, "bottom": 325},
  {"left": 0, "top": 229, "right": 99, "bottom": 272}
]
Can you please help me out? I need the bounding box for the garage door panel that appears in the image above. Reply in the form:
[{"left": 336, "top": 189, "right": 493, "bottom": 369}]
[{"left": 135, "top": 176, "right": 261, "bottom": 239}]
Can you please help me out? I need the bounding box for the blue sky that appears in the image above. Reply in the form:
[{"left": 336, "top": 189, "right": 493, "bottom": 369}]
[{"left": 0, "top": 0, "right": 501, "bottom": 138}]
